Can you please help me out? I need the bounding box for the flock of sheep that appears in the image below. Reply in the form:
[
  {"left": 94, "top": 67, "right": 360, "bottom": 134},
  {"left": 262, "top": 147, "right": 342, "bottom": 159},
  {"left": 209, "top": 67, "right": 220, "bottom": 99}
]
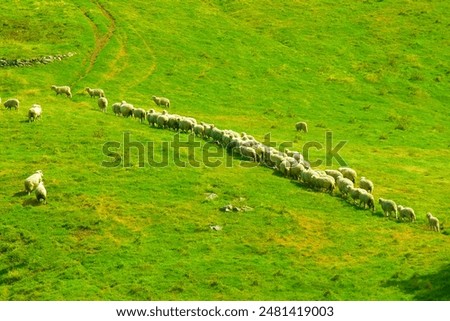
[{"left": 2, "top": 85, "right": 443, "bottom": 233}]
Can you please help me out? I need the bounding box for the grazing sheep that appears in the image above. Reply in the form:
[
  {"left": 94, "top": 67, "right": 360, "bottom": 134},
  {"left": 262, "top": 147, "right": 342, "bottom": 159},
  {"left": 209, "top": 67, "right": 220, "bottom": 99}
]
[
  {"left": 295, "top": 121, "right": 308, "bottom": 133},
  {"left": 51, "top": 85, "right": 72, "bottom": 98},
  {"left": 152, "top": 95, "right": 170, "bottom": 108},
  {"left": 28, "top": 104, "right": 42, "bottom": 122},
  {"left": 193, "top": 124, "right": 205, "bottom": 138},
  {"left": 348, "top": 187, "right": 366, "bottom": 204},
  {"left": 85, "top": 87, "right": 105, "bottom": 98},
  {"left": 359, "top": 176, "right": 374, "bottom": 193},
  {"left": 24, "top": 170, "right": 44, "bottom": 195},
  {"left": 336, "top": 176, "right": 354, "bottom": 197},
  {"left": 35, "top": 181, "right": 47, "bottom": 204},
  {"left": 358, "top": 190, "right": 375, "bottom": 212},
  {"left": 426, "top": 213, "right": 440, "bottom": 232},
  {"left": 178, "top": 117, "right": 195, "bottom": 133},
  {"left": 156, "top": 114, "right": 169, "bottom": 129},
  {"left": 378, "top": 198, "right": 398, "bottom": 219},
  {"left": 312, "top": 175, "right": 335, "bottom": 194},
  {"left": 300, "top": 169, "right": 317, "bottom": 186},
  {"left": 289, "top": 163, "right": 305, "bottom": 180},
  {"left": 120, "top": 101, "right": 134, "bottom": 117},
  {"left": 4, "top": 98, "right": 20, "bottom": 110},
  {"left": 238, "top": 146, "right": 258, "bottom": 162},
  {"left": 112, "top": 102, "right": 122, "bottom": 116},
  {"left": 278, "top": 159, "right": 291, "bottom": 177},
  {"left": 338, "top": 167, "right": 357, "bottom": 183},
  {"left": 98, "top": 97, "right": 108, "bottom": 113},
  {"left": 146, "top": 109, "right": 161, "bottom": 127},
  {"left": 132, "top": 108, "right": 147, "bottom": 123},
  {"left": 398, "top": 205, "right": 416, "bottom": 222},
  {"left": 325, "top": 169, "right": 343, "bottom": 181}
]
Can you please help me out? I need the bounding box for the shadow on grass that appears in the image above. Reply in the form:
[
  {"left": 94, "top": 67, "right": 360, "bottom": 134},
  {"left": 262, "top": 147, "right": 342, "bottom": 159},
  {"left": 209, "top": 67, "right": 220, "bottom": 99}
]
[
  {"left": 382, "top": 264, "right": 450, "bottom": 300},
  {"left": 22, "top": 198, "right": 42, "bottom": 207},
  {"left": 13, "top": 191, "right": 28, "bottom": 197}
]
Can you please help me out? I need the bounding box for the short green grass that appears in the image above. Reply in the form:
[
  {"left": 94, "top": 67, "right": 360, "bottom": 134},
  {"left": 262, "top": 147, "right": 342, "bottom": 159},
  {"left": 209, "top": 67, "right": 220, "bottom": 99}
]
[{"left": 1, "top": 0, "right": 449, "bottom": 300}]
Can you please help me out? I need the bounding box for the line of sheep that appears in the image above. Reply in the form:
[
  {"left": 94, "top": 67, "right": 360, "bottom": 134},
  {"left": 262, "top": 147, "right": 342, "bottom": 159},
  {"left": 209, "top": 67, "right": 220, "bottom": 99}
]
[{"left": 4, "top": 85, "right": 443, "bottom": 233}]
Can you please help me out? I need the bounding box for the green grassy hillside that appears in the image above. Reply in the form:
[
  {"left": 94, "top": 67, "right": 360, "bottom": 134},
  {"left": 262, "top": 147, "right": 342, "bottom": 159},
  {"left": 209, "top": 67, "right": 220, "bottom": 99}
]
[{"left": 1, "top": 0, "right": 449, "bottom": 300}]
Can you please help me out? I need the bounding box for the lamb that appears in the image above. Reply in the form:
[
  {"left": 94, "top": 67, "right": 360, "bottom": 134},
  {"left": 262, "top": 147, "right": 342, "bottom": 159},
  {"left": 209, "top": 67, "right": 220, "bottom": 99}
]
[
  {"left": 35, "top": 181, "right": 47, "bottom": 204},
  {"left": 295, "top": 121, "right": 308, "bottom": 133},
  {"left": 426, "top": 213, "right": 440, "bottom": 232},
  {"left": 120, "top": 101, "right": 134, "bottom": 117},
  {"left": 85, "top": 87, "right": 105, "bottom": 98},
  {"left": 4, "top": 98, "right": 20, "bottom": 110},
  {"left": 28, "top": 104, "right": 42, "bottom": 122},
  {"left": 132, "top": 108, "right": 147, "bottom": 123},
  {"left": 378, "top": 198, "right": 398, "bottom": 219},
  {"left": 338, "top": 167, "right": 357, "bottom": 183},
  {"left": 397, "top": 205, "right": 416, "bottom": 222},
  {"left": 98, "top": 97, "right": 108, "bottom": 113},
  {"left": 359, "top": 176, "right": 374, "bottom": 193},
  {"left": 112, "top": 102, "right": 122, "bottom": 116},
  {"left": 24, "top": 170, "right": 44, "bottom": 195},
  {"left": 152, "top": 95, "right": 170, "bottom": 108},
  {"left": 358, "top": 190, "right": 375, "bottom": 212},
  {"left": 51, "top": 85, "right": 72, "bottom": 98}
]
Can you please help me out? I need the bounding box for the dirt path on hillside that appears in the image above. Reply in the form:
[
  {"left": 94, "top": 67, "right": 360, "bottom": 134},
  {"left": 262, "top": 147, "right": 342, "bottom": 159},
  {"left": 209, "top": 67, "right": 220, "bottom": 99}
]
[
  {"left": 72, "top": 0, "right": 116, "bottom": 86},
  {"left": 73, "top": 1, "right": 156, "bottom": 93}
]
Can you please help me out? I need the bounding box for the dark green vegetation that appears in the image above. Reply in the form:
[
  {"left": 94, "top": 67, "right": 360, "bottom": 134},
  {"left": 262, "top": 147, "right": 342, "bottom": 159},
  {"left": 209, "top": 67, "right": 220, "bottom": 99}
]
[{"left": 1, "top": 0, "right": 449, "bottom": 300}]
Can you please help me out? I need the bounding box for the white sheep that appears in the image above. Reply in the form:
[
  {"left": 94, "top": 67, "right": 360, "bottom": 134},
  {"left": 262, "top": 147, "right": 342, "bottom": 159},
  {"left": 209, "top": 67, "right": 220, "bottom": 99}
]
[
  {"left": 24, "top": 170, "right": 44, "bottom": 195},
  {"left": 426, "top": 213, "right": 440, "bottom": 232},
  {"left": 156, "top": 114, "right": 169, "bottom": 128},
  {"left": 325, "top": 169, "right": 343, "bottom": 181},
  {"left": 289, "top": 163, "right": 305, "bottom": 180},
  {"left": 348, "top": 187, "right": 366, "bottom": 205},
  {"left": 35, "top": 181, "right": 47, "bottom": 204},
  {"left": 112, "top": 102, "right": 122, "bottom": 116},
  {"left": 295, "top": 121, "right": 308, "bottom": 133},
  {"left": 278, "top": 159, "right": 291, "bottom": 177},
  {"left": 338, "top": 167, "right": 357, "bottom": 183},
  {"left": 152, "top": 95, "right": 170, "bottom": 108},
  {"left": 358, "top": 190, "right": 375, "bottom": 212},
  {"left": 239, "top": 146, "right": 258, "bottom": 162},
  {"left": 178, "top": 118, "right": 195, "bottom": 133},
  {"left": 359, "top": 176, "right": 374, "bottom": 193},
  {"left": 120, "top": 101, "right": 134, "bottom": 117},
  {"left": 397, "top": 205, "right": 416, "bottom": 222},
  {"left": 336, "top": 176, "right": 354, "bottom": 197},
  {"left": 193, "top": 124, "right": 205, "bottom": 138},
  {"left": 312, "top": 175, "right": 335, "bottom": 194},
  {"left": 98, "top": 97, "right": 108, "bottom": 113},
  {"left": 132, "top": 108, "right": 147, "bottom": 123},
  {"left": 4, "top": 98, "right": 20, "bottom": 110},
  {"left": 378, "top": 198, "right": 398, "bottom": 219},
  {"left": 85, "top": 87, "right": 105, "bottom": 98},
  {"left": 146, "top": 109, "right": 161, "bottom": 126},
  {"left": 28, "top": 104, "right": 42, "bottom": 122},
  {"left": 51, "top": 85, "right": 72, "bottom": 98}
]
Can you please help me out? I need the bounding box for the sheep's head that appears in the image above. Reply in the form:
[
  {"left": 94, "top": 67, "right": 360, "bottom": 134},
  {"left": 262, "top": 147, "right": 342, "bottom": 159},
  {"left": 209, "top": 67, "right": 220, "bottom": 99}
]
[{"left": 426, "top": 212, "right": 432, "bottom": 219}]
